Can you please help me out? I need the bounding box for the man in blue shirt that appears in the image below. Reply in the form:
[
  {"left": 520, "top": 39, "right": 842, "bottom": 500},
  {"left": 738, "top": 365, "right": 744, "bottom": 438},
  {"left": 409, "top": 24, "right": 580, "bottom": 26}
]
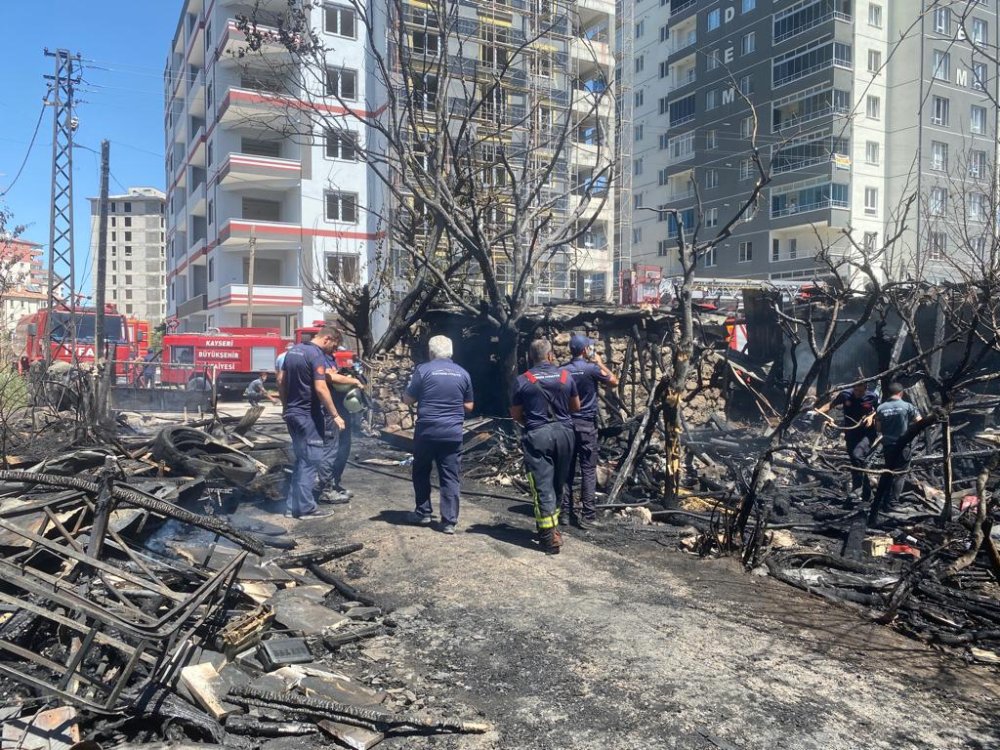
[
  {"left": 816, "top": 381, "right": 878, "bottom": 503},
  {"left": 871, "top": 381, "right": 921, "bottom": 518},
  {"left": 316, "top": 332, "right": 365, "bottom": 505},
  {"left": 278, "top": 326, "right": 345, "bottom": 520},
  {"left": 403, "top": 335, "right": 474, "bottom": 534},
  {"left": 510, "top": 339, "right": 580, "bottom": 554},
  {"left": 561, "top": 333, "right": 618, "bottom": 529}
]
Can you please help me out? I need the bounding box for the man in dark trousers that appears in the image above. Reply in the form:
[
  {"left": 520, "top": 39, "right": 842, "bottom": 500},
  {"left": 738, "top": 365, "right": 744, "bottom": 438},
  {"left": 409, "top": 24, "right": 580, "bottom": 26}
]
[
  {"left": 870, "top": 382, "right": 921, "bottom": 519},
  {"left": 316, "top": 331, "right": 364, "bottom": 505},
  {"left": 403, "top": 335, "right": 474, "bottom": 534},
  {"left": 561, "top": 333, "right": 618, "bottom": 529},
  {"left": 815, "top": 381, "right": 878, "bottom": 504},
  {"left": 510, "top": 339, "right": 580, "bottom": 554},
  {"left": 278, "top": 326, "right": 344, "bottom": 520}
]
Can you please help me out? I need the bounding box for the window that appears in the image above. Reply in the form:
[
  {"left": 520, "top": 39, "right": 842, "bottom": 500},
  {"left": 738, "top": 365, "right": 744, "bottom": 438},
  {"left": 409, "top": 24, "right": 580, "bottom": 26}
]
[
  {"left": 929, "top": 231, "right": 946, "bottom": 261},
  {"left": 973, "top": 62, "right": 988, "bottom": 90},
  {"left": 739, "top": 75, "right": 753, "bottom": 95},
  {"left": 868, "top": 4, "right": 883, "bottom": 28},
  {"left": 326, "top": 253, "right": 360, "bottom": 284},
  {"left": 864, "top": 187, "right": 878, "bottom": 216},
  {"left": 110, "top": 231, "right": 116, "bottom": 242},
  {"left": 740, "top": 116, "right": 754, "bottom": 139},
  {"left": 326, "top": 129, "right": 358, "bottom": 159},
  {"left": 635, "top": 20, "right": 644, "bottom": 37},
  {"left": 739, "top": 242, "right": 752, "bottom": 262},
  {"left": 933, "top": 50, "right": 950, "bottom": 81},
  {"left": 865, "top": 141, "right": 880, "bottom": 165},
  {"left": 110, "top": 202, "right": 116, "bottom": 213},
  {"left": 706, "top": 90, "right": 719, "bottom": 110},
  {"left": 703, "top": 246, "right": 717, "bottom": 267},
  {"left": 742, "top": 0, "right": 755, "bottom": 12},
  {"left": 634, "top": 55, "right": 644, "bottom": 73},
  {"left": 931, "top": 96, "right": 949, "bottom": 126},
  {"left": 934, "top": 8, "right": 950, "bottom": 35},
  {"left": 969, "top": 150, "right": 987, "bottom": 178},
  {"left": 708, "top": 9, "right": 721, "bottom": 31},
  {"left": 657, "top": 240, "right": 670, "bottom": 257},
  {"left": 124, "top": 231, "right": 132, "bottom": 242},
  {"left": 868, "top": 49, "right": 882, "bottom": 74},
  {"left": 124, "top": 217, "right": 132, "bottom": 227},
  {"left": 739, "top": 158, "right": 753, "bottom": 180},
  {"left": 660, "top": 25, "right": 669, "bottom": 42},
  {"left": 411, "top": 31, "right": 440, "bottom": 56},
  {"left": 866, "top": 95, "right": 881, "bottom": 120},
  {"left": 124, "top": 202, "right": 132, "bottom": 213},
  {"left": 658, "top": 168, "right": 668, "bottom": 186},
  {"left": 632, "top": 228, "right": 642, "bottom": 244},
  {"left": 706, "top": 130, "right": 717, "bottom": 149},
  {"left": 971, "top": 105, "right": 987, "bottom": 135},
  {"left": 969, "top": 193, "right": 987, "bottom": 222},
  {"left": 635, "top": 124, "right": 644, "bottom": 141},
  {"left": 930, "top": 186, "right": 947, "bottom": 216},
  {"left": 124, "top": 246, "right": 132, "bottom": 256},
  {"left": 741, "top": 32, "right": 756, "bottom": 55},
  {"left": 633, "top": 158, "right": 643, "bottom": 176},
  {"left": 325, "top": 191, "right": 358, "bottom": 222},
  {"left": 634, "top": 89, "right": 644, "bottom": 107},
  {"left": 705, "top": 207, "right": 719, "bottom": 227},
  {"left": 208, "top": 258, "right": 214, "bottom": 282},
  {"left": 973, "top": 18, "right": 988, "bottom": 44},
  {"left": 772, "top": 238, "right": 780, "bottom": 262},
  {"left": 207, "top": 142, "right": 213, "bottom": 165},
  {"left": 864, "top": 232, "right": 878, "bottom": 251},
  {"left": 633, "top": 193, "right": 643, "bottom": 209},
  {"left": 659, "top": 133, "right": 669, "bottom": 150},
  {"left": 326, "top": 68, "right": 357, "bottom": 99},
  {"left": 659, "top": 61, "right": 668, "bottom": 78},
  {"left": 706, "top": 168, "right": 718, "bottom": 189},
  {"left": 931, "top": 141, "right": 948, "bottom": 171},
  {"left": 411, "top": 74, "right": 438, "bottom": 110},
  {"left": 788, "top": 238, "right": 797, "bottom": 259},
  {"left": 707, "top": 50, "right": 720, "bottom": 71},
  {"left": 324, "top": 4, "right": 356, "bottom": 38},
  {"left": 207, "top": 199, "right": 213, "bottom": 224}
]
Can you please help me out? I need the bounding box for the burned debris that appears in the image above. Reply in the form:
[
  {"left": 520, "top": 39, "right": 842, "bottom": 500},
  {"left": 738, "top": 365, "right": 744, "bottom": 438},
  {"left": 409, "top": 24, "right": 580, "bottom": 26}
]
[{"left": 0, "top": 408, "right": 489, "bottom": 748}]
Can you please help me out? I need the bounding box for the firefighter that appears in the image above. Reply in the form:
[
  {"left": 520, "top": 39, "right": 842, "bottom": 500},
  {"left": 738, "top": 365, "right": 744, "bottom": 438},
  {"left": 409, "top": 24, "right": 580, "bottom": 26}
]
[
  {"left": 402, "top": 335, "right": 474, "bottom": 534},
  {"left": 561, "top": 334, "right": 618, "bottom": 529},
  {"left": 510, "top": 339, "right": 580, "bottom": 555},
  {"left": 871, "top": 382, "right": 922, "bottom": 520},
  {"left": 316, "top": 331, "right": 365, "bottom": 505},
  {"left": 278, "top": 326, "right": 344, "bottom": 520},
  {"left": 814, "top": 381, "right": 878, "bottom": 504}
]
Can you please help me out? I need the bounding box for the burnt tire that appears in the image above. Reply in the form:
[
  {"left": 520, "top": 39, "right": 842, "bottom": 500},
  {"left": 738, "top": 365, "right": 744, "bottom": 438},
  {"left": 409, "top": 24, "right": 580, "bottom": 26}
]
[{"left": 152, "top": 426, "right": 259, "bottom": 485}]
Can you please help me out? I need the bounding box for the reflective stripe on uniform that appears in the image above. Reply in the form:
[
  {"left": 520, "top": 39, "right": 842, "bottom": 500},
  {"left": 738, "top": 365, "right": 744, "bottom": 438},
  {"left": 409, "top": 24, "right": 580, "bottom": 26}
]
[{"left": 527, "top": 470, "right": 560, "bottom": 530}]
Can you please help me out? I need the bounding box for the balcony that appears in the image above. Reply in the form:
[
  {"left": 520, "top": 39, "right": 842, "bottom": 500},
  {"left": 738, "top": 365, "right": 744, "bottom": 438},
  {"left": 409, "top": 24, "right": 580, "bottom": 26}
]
[
  {"left": 217, "top": 283, "right": 303, "bottom": 309},
  {"left": 570, "top": 37, "right": 613, "bottom": 69},
  {"left": 771, "top": 197, "right": 849, "bottom": 219},
  {"left": 570, "top": 88, "right": 612, "bottom": 119},
  {"left": 219, "top": 219, "right": 304, "bottom": 250},
  {"left": 218, "top": 153, "right": 302, "bottom": 191},
  {"left": 219, "top": 18, "right": 290, "bottom": 60},
  {"left": 176, "top": 294, "right": 207, "bottom": 318},
  {"left": 572, "top": 142, "right": 600, "bottom": 166},
  {"left": 188, "top": 180, "right": 207, "bottom": 217}
]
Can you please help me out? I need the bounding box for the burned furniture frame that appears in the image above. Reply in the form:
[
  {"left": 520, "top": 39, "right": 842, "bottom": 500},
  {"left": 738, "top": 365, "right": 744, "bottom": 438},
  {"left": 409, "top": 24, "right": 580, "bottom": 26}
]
[{"left": 0, "top": 484, "right": 248, "bottom": 713}]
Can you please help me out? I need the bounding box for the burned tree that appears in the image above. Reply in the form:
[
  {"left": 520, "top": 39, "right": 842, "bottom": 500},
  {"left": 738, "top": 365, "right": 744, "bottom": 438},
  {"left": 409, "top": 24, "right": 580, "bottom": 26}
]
[{"left": 234, "top": 0, "right": 615, "bottom": 392}]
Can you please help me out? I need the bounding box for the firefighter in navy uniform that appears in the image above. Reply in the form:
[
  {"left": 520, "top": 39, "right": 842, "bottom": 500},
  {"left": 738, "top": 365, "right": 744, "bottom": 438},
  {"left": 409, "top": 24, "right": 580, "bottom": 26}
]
[
  {"left": 815, "top": 381, "right": 878, "bottom": 504},
  {"left": 561, "top": 333, "right": 618, "bottom": 529},
  {"left": 510, "top": 339, "right": 580, "bottom": 555}
]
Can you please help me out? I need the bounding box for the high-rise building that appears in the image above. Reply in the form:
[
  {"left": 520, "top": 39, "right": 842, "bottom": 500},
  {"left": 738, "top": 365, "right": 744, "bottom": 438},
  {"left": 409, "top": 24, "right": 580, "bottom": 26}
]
[
  {"left": 0, "top": 239, "right": 48, "bottom": 347},
  {"left": 164, "top": 0, "right": 378, "bottom": 335},
  {"left": 630, "top": 0, "right": 999, "bottom": 284},
  {"left": 88, "top": 188, "right": 167, "bottom": 325},
  {"left": 165, "top": 0, "right": 616, "bottom": 335}
]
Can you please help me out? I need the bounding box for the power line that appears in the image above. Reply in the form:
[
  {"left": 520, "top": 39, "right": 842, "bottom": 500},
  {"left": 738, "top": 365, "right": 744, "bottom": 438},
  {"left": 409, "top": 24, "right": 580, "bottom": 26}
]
[{"left": 1, "top": 100, "right": 47, "bottom": 198}]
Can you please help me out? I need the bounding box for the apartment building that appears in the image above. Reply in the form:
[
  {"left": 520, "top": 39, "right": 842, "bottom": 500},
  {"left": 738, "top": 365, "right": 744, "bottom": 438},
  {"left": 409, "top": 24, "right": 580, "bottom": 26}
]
[
  {"left": 164, "top": 0, "right": 379, "bottom": 334},
  {"left": 88, "top": 188, "right": 167, "bottom": 326},
  {"left": 0, "top": 239, "right": 48, "bottom": 347},
  {"left": 629, "top": 0, "right": 999, "bottom": 283}
]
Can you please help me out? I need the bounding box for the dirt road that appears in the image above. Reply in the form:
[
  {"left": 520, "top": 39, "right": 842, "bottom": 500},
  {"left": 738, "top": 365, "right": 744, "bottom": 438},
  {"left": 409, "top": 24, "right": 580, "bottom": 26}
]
[{"left": 277, "top": 447, "right": 999, "bottom": 750}]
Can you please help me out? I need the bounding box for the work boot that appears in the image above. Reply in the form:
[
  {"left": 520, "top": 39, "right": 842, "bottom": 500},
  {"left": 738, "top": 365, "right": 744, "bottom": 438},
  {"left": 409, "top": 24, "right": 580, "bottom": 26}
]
[
  {"left": 540, "top": 528, "right": 562, "bottom": 555},
  {"left": 333, "top": 484, "right": 355, "bottom": 498}
]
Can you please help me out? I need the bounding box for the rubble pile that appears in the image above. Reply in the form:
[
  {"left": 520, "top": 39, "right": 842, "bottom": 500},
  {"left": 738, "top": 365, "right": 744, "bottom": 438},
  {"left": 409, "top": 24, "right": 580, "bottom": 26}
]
[{"left": 0, "top": 409, "right": 489, "bottom": 748}]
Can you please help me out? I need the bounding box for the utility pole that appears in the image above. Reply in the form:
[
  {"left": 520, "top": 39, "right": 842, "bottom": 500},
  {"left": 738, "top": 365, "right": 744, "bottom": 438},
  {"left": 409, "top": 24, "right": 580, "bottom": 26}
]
[
  {"left": 246, "top": 227, "right": 256, "bottom": 327},
  {"left": 94, "top": 140, "right": 110, "bottom": 361},
  {"left": 43, "top": 48, "right": 82, "bottom": 364}
]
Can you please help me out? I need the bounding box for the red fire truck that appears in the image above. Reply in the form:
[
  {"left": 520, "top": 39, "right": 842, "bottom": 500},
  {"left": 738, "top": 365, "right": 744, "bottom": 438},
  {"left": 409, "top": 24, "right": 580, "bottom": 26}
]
[
  {"left": 294, "top": 321, "right": 356, "bottom": 369},
  {"left": 12, "top": 305, "right": 134, "bottom": 377},
  {"left": 159, "top": 327, "right": 292, "bottom": 395},
  {"left": 126, "top": 318, "right": 151, "bottom": 360}
]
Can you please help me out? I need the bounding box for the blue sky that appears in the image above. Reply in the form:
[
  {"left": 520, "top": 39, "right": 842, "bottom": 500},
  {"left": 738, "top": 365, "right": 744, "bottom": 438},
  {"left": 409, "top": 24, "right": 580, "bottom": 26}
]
[{"left": 0, "top": 1, "right": 179, "bottom": 299}]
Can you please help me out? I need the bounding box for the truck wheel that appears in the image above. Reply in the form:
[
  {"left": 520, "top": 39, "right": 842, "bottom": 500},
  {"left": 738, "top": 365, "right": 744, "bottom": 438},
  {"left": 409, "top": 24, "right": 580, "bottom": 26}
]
[{"left": 152, "top": 426, "right": 258, "bottom": 484}]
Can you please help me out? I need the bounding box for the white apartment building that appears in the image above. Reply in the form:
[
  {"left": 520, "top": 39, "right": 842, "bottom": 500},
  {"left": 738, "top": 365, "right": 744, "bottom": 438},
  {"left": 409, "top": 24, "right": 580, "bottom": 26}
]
[
  {"left": 88, "top": 187, "right": 167, "bottom": 326},
  {"left": 164, "top": 0, "right": 381, "bottom": 335},
  {"left": 628, "top": 0, "right": 999, "bottom": 284}
]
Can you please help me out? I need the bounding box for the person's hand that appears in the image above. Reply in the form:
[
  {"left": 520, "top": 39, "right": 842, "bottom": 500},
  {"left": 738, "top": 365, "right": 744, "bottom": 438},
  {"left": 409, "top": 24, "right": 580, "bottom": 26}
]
[
  {"left": 352, "top": 378, "right": 363, "bottom": 388},
  {"left": 334, "top": 415, "right": 346, "bottom": 431}
]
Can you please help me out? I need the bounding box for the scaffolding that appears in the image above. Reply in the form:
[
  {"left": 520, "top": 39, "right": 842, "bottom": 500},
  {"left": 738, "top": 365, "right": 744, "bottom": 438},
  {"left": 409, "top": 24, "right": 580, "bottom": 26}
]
[{"left": 613, "top": 0, "right": 633, "bottom": 303}]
